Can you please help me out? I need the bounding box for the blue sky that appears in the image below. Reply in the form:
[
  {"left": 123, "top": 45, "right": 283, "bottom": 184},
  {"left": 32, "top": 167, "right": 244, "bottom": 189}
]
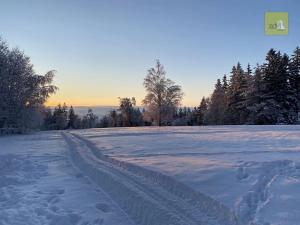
[{"left": 0, "top": 0, "right": 299, "bottom": 106}]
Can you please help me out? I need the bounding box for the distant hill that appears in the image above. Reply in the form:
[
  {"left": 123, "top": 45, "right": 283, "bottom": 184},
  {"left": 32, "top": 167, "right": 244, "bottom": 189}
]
[
  {"left": 72, "top": 106, "right": 118, "bottom": 117},
  {"left": 49, "top": 106, "right": 118, "bottom": 118},
  {"left": 50, "top": 106, "right": 145, "bottom": 118}
]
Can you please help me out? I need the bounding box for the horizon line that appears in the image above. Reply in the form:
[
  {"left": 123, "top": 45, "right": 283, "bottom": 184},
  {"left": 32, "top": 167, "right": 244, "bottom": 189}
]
[{"left": 45, "top": 104, "right": 197, "bottom": 108}]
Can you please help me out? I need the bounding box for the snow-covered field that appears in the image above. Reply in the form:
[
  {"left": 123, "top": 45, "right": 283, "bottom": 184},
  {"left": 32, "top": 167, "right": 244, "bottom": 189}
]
[{"left": 1, "top": 126, "right": 300, "bottom": 225}]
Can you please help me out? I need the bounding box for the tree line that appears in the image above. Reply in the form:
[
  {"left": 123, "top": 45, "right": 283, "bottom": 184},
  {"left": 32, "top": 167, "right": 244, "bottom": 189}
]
[
  {"left": 43, "top": 60, "right": 185, "bottom": 129},
  {"left": 0, "top": 38, "right": 57, "bottom": 134},
  {"left": 42, "top": 98, "right": 145, "bottom": 130},
  {"left": 203, "top": 48, "right": 300, "bottom": 125},
  {"left": 1, "top": 36, "right": 300, "bottom": 133},
  {"left": 94, "top": 47, "right": 300, "bottom": 128}
]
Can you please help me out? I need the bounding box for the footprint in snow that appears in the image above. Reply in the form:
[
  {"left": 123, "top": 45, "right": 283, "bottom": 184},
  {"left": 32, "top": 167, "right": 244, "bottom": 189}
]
[
  {"left": 76, "top": 173, "right": 84, "bottom": 178},
  {"left": 93, "top": 218, "right": 104, "bottom": 224},
  {"left": 45, "top": 195, "right": 61, "bottom": 204},
  {"left": 80, "top": 219, "right": 104, "bottom": 225},
  {"left": 50, "top": 189, "right": 65, "bottom": 195},
  {"left": 95, "top": 203, "right": 111, "bottom": 213},
  {"left": 49, "top": 205, "right": 59, "bottom": 212}
]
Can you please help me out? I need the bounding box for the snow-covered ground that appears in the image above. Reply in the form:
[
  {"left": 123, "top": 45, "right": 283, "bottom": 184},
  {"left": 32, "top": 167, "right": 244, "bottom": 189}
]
[
  {"left": 1, "top": 126, "right": 300, "bottom": 225},
  {"left": 0, "top": 132, "right": 134, "bottom": 225}
]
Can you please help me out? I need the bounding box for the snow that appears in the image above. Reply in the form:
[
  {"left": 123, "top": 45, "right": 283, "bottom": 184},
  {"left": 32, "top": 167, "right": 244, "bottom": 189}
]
[
  {"left": 1, "top": 126, "right": 300, "bottom": 225},
  {"left": 72, "top": 126, "right": 300, "bottom": 225},
  {"left": 0, "top": 132, "right": 134, "bottom": 225}
]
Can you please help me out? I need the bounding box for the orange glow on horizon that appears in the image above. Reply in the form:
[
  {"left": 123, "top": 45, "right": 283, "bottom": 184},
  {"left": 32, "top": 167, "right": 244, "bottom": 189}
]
[
  {"left": 45, "top": 96, "right": 199, "bottom": 107},
  {"left": 45, "top": 97, "right": 120, "bottom": 107}
]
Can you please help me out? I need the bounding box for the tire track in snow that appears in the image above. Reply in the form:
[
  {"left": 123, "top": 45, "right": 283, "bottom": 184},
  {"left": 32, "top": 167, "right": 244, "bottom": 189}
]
[
  {"left": 62, "top": 132, "right": 240, "bottom": 225},
  {"left": 110, "top": 149, "right": 300, "bottom": 159}
]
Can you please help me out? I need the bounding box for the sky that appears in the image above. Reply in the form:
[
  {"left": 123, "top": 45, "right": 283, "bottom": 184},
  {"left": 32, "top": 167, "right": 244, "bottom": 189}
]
[{"left": 0, "top": 0, "right": 299, "bottom": 106}]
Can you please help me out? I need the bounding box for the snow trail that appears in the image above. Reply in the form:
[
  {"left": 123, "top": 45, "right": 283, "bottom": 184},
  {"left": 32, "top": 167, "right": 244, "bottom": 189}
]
[
  {"left": 0, "top": 132, "right": 135, "bottom": 225},
  {"left": 62, "top": 132, "right": 240, "bottom": 225},
  {"left": 236, "top": 160, "right": 297, "bottom": 225}
]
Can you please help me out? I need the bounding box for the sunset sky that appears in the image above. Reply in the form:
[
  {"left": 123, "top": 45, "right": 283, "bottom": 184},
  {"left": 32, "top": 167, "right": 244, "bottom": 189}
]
[{"left": 1, "top": 0, "right": 299, "bottom": 106}]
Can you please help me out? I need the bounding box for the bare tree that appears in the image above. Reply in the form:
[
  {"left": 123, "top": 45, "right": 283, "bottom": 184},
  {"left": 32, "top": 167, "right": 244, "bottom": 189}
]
[{"left": 142, "top": 60, "right": 183, "bottom": 126}]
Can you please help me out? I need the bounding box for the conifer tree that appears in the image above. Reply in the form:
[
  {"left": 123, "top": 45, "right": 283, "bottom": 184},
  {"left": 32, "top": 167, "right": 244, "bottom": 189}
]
[
  {"left": 68, "top": 106, "right": 80, "bottom": 129},
  {"left": 52, "top": 103, "right": 68, "bottom": 130},
  {"left": 226, "top": 63, "right": 248, "bottom": 124},
  {"left": 82, "top": 109, "right": 98, "bottom": 128},
  {"left": 290, "top": 47, "right": 300, "bottom": 115},
  {"left": 207, "top": 79, "right": 227, "bottom": 124},
  {"left": 119, "top": 97, "right": 136, "bottom": 127},
  {"left": 222, "top": 75, "right": 228, "bottom": 92},
  {"left": 260, "top": 50, "right": 297, "bottom": 124},
  {"left": 247, "top": 65, "right": 265, "bottom": 124},
  {"left": 109, "top": 110, "right": 118, "bottom": 127},
  {"left": 195, "top": 97, "right": 208, "bottom": 125}
]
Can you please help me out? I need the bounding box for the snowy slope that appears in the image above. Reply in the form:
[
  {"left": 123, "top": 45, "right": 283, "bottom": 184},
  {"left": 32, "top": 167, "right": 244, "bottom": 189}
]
[
  {"left": 72, "top": 126, "right": 300, "bottom": 225},
  {"left": 63, "top": 132, "right": 238, "bottom": 225},
  {"left": 0, "top": 132, "right": 134, "bottom": 225},
  {"left": 1, "top": 126, "right": 300, "bottom": 225}
]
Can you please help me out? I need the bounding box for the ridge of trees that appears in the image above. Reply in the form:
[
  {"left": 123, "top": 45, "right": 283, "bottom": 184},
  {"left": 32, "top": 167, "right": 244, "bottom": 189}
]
[
  {"left": 1, "top": 36, "right": 300, "bottom": 133},
  {"left": 205, "top": 48, "right": 300, "bottom": 125}
]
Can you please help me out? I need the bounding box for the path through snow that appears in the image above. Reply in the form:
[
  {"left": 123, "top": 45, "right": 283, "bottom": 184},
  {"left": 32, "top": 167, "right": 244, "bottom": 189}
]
[
  {"left": 0, "top": 132, "right": 134, "bottom": 225},
  {"left": 63, "top": 132, "right": 238, "bottom": 225},
  {"left": 72, "top": 126, "right": 300, "bottom": 225},
  {"left": 2, "top": 126, "right": 300, "bottom": 225}
]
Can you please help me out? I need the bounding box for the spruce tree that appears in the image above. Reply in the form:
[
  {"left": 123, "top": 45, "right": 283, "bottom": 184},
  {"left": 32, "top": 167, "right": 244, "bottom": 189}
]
[
  {"left": 222, "top": 75, "right": 228, "bottom": 92},
  {"left": 246, "top": 64, "right": 252, "bottom": 80},
  {"left": 289, "top": 47, "right": 300, "bottom": 117},
  {"left": 195, "top": 97, "right": 208, "bottom": 125},
  {"left": 68, "top": 106, "right": 80, "bottom": 129},
  {"left": 281, "top": 54, "right": 298, "bottom": 123},
  {"left": 226, "top": 63, "right": 248, "bottom": 124},
  {"left": 109, "top": 110, "right": 118, "bottom": 127},
  {"left": 261, "top": 50, "right": 297, "bottom": 124},
  {"left": 247, "top": 65, "right": 265, "bottom": 124},
  {"left": 52, "top": 103, "right": 68, "bottom": 130},
  {"left": 207, "top": 79, "right": 226, "bottom": 124}
]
